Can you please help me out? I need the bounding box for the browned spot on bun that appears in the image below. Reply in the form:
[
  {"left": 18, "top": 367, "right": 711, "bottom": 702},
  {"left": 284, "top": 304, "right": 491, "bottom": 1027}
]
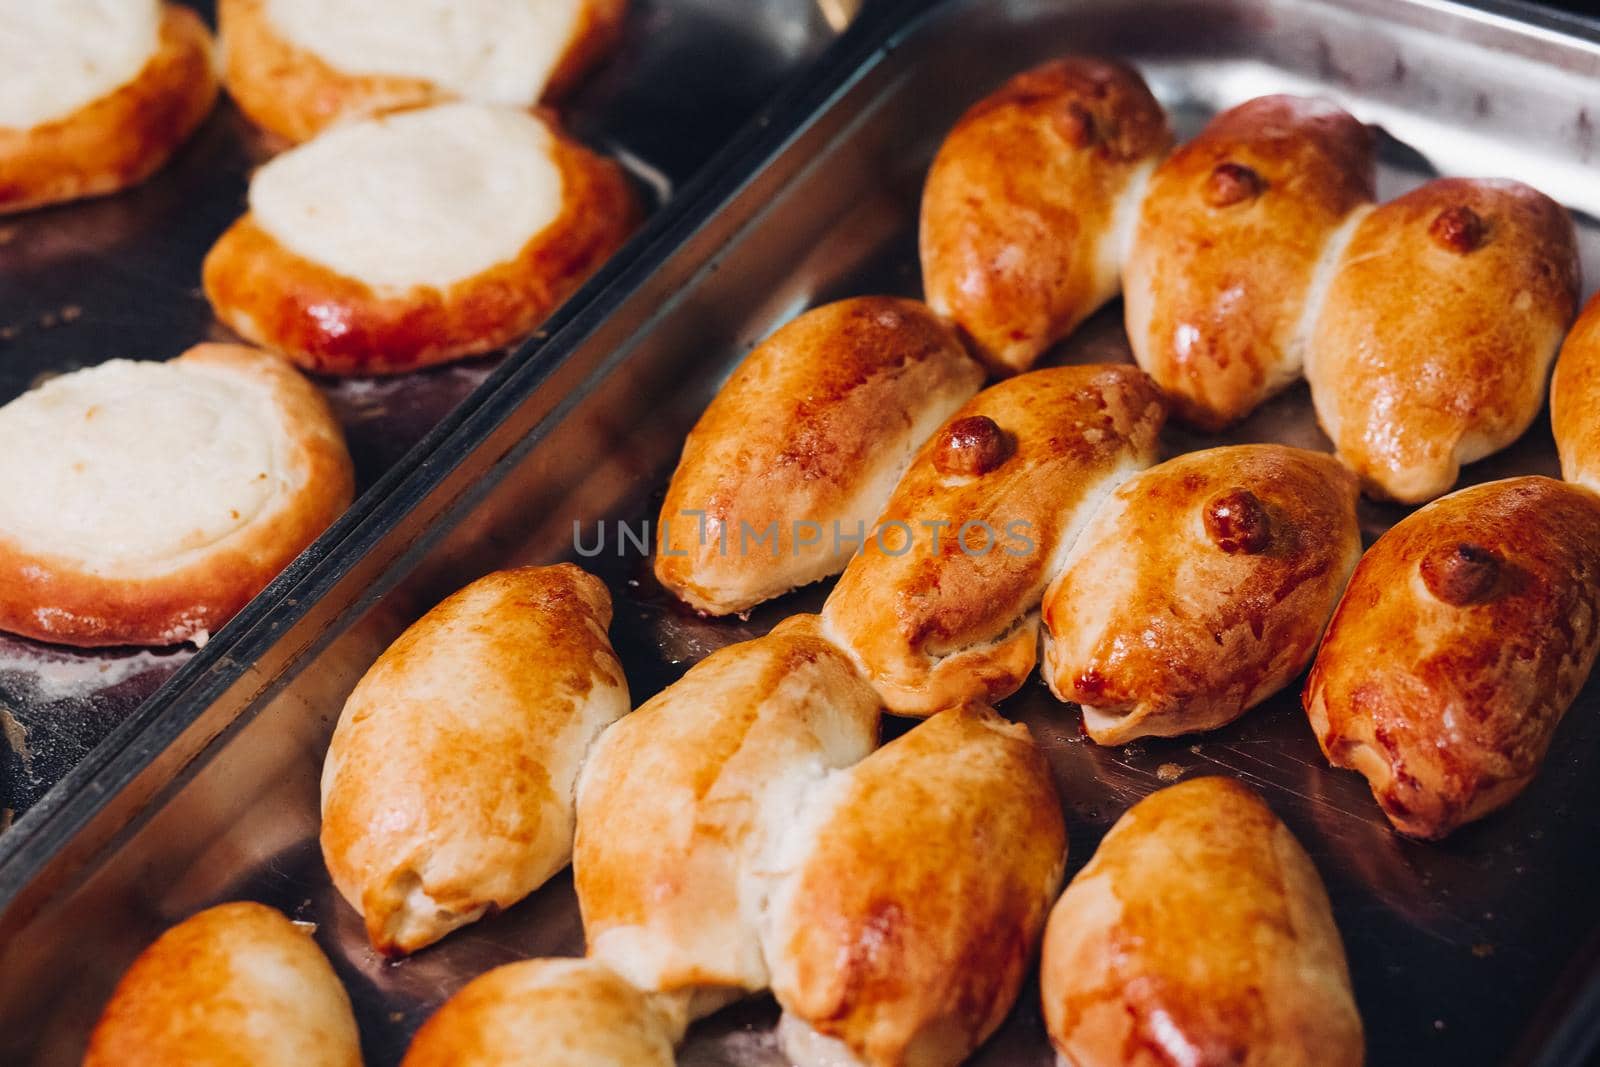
[
  {"left": 934, "top": 415, "right": 1013, "bottom": 476},
  {"left": 1204, "top": 487, "right": 1272, "bottom": 554},
  {"left": 1420, "top": 541, "right": 1501, "bottom": 605},
  {"left": 1430, "top": 204, "right": 1487, "bottom": 253},
  {"left": 1204, "top": 161, "right": 1266, "bottom": 207}
]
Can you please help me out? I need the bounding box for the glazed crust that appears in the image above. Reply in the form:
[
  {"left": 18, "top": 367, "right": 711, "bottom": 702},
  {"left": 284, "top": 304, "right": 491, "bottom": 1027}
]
[
  {"left": 320, "top": 565, "right": 629, "bottom": 956},
  {"left": 655, "top": 297, "right": 983, "bottom": 615},
  {"left": 1124, "top": 96, "right": 1376, "bottom": 430},
  {"left": 1043, "top": 445, "right": 1361, "bottom": 744},
  {"left": 1305, "top": 177, "right": 1579, "bottom": 503},
  {"left": 84, "top": 902, "right": 362, "bottom": 1067},
  {"left": 1040, "top": 777, "right": 1363, "bottom": 1067},
  {"left": 920, "top": 56, "right": 1172, "bottom": 375},
  {"left": 819, "top": 364, "right": 1166, "bottom": 716},
  {"left": 1303, "top": 476, "right": 1600, "bottom": 839},
  {"left": 1550, "top": 291, "right": 1600, "bottom": 492},
  {"left": 0, "top": 4, "right": 218, "bottom": 215},
  {"left": 769, "top": 705, "right": 1066, "bottom": 1067},
  {"left": 0, "top": 344, "right": 353, "bottom": 647},
  {"left": 219, "top": 0, "right": 628, "bottom": 143}
]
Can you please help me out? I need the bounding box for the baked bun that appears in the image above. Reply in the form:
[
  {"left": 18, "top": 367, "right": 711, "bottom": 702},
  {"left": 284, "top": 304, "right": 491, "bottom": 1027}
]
[
  {"left": 219, "top": 0, "right": 626, "bottom": 143},
  {"left": 655, "top": 297, "right": 983, "bottom": 616},
  {"left": 203, "top": 102, "right": 638, "bottom": 376},
  {"left": 0, "top": 344, "right": 353, "bottom": 648},
  {"left": 320, "top": 564, "right": 629, "bottom": 956},
  {"left": 573, "top": 616, "right": 881, "bottom": 1023},
  {"left": 1124, "top": 96, "right": 1376, "bottom": 429},
  {"left": 767, "top": 705, "right": 1066, "bottom": 1067},
  {"left": 1304, "top": 476, "right": 1600, "bottom": 839},
  {"left": 1042, "top": 444, "right": 1361, "bottom": 744},
  {"left": 1550, "top": 291, "right": 1600, "bottom": 492},
  {"left": 401, "top": 958, "right": 674, "bottom": 1067},
  {"left": 920, "top": 57, "right": 1171, "bottom": 374},
  {"left": 0, "top": 1, "right": 218, "bottom": 215},
  {"left": 84, "top": 902, "right": 361, "bottom": 1067},
  {"left": 1041, "top": 777, "right": 1362, "bottom": 1067},
  {"left": 1304, "top": 178, "right": 1579, "bottom": 502},
  {"left": 819, "top": 364, "right": 1166, "bottom": 716}
]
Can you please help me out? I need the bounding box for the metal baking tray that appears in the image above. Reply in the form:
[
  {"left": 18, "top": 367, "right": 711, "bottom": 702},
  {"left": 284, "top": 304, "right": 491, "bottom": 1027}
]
[{"left": 5, "top": 0, "right": 1600, "bottom": 1062}]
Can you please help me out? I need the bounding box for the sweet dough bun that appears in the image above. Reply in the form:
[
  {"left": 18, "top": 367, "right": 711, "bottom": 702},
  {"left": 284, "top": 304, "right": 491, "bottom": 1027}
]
[
  {"left": 400, "top": 958, "right": 675, "bottom": 1067},
  {"left": 320, "top": 564, "right": 629, "bottom": 956},
  {"left": 84, "top": 901, "right": 362, "bottom": 1067},
  {"left": 220, "top": 0, "right": 626, "bottom": 143},
  {"left": 1550, "top": 292, "right": 1600, "bottom": 492},
  {"left": 767, "top": 705, "right": 1066, "bottom": 1067},
  {"left": 202, "top": 102, "right": 638, "bottom": 376},
  {"left": 1304, "top": 476, "right": 1600, "bottom": 839},
  {"left": 1304, "top": 177, "right": 1579, "bottom": 503},
  {"left": 573, "top": 616, "right": 881, "bottom": 1017},
  {"left": 655, "top": 297, "right": 983, "bottom": 616},
  {"left": 920, "top": 56, "right": 1171, "bottom": 375},
  {"left": 819, "top": 364, "right": 1167, "bottom": 717},
  {"left": 1042, "top": 444, "right": 1361, "bottom": 744},
  {"left": 0, "top": 1, "right": 218, "bottom": 215},
  {"left": 1040, "top": 777, "right": 1362, "bottom": 1067},
  {"left": 1124, "top": 95, "right": 1376, "bottom": 430},
  {"left": 0, "top": 344, "right": 352, "bottom": 648}
]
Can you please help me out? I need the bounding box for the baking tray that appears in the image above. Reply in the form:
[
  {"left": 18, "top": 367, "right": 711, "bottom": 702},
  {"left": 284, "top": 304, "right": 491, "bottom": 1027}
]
[
  {"left": 5, "top": 0, "right": 1600, "bottom": 1062},
  {"left": 0, "top": 0, "right": 858, "bottom": 825}
]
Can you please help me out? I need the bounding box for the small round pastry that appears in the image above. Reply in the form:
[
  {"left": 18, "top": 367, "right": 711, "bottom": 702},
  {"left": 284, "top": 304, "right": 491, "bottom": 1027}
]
[
  {"left": 219, "top": 0, "right": 627, "bottom": 143},
  {"left": 202, "top": 102, "right": 638, "bottom": 376},
  {"left": 0, "top": 1, "right": 219, "bottom": 215},
  {"left": 1550, "top": 291, "right": 1600, "bottom": 493},
  {"left": 0, "top": 344, "right": 354, "bottom": 648}
]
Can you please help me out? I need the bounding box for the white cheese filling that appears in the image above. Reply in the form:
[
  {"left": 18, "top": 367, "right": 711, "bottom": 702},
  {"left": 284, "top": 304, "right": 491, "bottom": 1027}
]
[{"left": 0, "top": 0, "right": 162, "bottom": 130}]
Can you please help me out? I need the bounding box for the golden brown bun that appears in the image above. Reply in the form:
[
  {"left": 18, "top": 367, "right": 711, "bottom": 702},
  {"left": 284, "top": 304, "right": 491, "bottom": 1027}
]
[
  {"left": 1305, "top": 178, "right": 1579, "bottom": 502},
  {"left": 819, "top": 364, "right": 1166, "bottom": 716},
  {"left": 1550, "top": 291, "right": 1600, "bottom": 492},
  {"left": 920, "top": 57, "right": 1172, "bottom": 374},
  {"left": 84, "top": 902, "right": 361, "bottom": 1067},
  {"left": 655, "top": 297, "right": 983, "bottom": 615},
  {"left": 1304, "top": 476, "right": 1600, "bottom": 839},
  {"left": 1124, "top": 96, "right": 1376, "bottom": 429},
  {"left": 400, "top": 958, "right": 674, "bottom": 1067},
  {"left": 218, "top": 0, "right": 627, "bottom": 143},
  {"left": 0, "top": 4, "right": 218, "bottom": 215},
  {"left": 768, "top": 705, "right": 1066, "bottom": 1067},
  {"left": 1043, "top": 444, "right": 1361, "bottom": 744},
  {"left": 1041, "top": 777, "right": 1362, "bottom": 1067},
  {"left": 320, "top": 565, "right": 628, "bottom": 956}
]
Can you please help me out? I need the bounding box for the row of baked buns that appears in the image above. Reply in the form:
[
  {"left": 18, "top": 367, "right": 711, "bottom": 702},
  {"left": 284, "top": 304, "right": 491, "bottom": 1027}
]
[{"left": 85, "top": 563, "right": 1364, "bottom": 1067}]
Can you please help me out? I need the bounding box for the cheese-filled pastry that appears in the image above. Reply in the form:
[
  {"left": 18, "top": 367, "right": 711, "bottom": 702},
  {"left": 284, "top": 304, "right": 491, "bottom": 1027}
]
[
  {"left": 320, "top": 564, "right": 629, "bottom": 956},
  {"left": 0, "top": 1, "right": 218, "bottom": 215},
  {"left": 1043, "top": 444, "right": 1361, "bottom": 744},
  {"left": 1124, "top": 96, "right": 1376, "bottom": 429},
  {"left": 819, "top": 364, "right": 1166, "bottom": 716},
  {"left": 1304, "top": 476, "right": 1600, "bottom": 839},
  {"left": 84, "top": 902, "right": 361, "bottom": 1067},
  {"left": 203, "top": 102, "right": 638, "bottom": 376},
  {"left": 656, "top": 297, "right": 983, "bottom": 616},
  {"left": 1550, "top": 292, "right": 1600, "bottom": 493},
  {"left": 767, "top": 705, "right": 1066, "bottom": 1067},
  {"left": 1305, "top": 177, "right": 1579, "bottom": 502},
  {"left": 920, "top": 56, "right": 1172, "bottom": 374},
  {"left": 0, "top": 344, "right": 353, "bottom": 648},
  {"left": 573, "top": 616, "right": 881, "bottom": 1025},
  {"left": 1041, "top": 777, "right": 1363, "bottom": 1067},
  {"left": 401, "top": 958, "right": 675, "bottom": 1067},
  {"left": 219, "top": 0, "right": 626, "bottom": 143}
]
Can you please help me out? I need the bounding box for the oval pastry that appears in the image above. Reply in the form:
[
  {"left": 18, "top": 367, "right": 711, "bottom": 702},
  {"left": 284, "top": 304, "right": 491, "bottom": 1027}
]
[
  {"left": 84, "top": 902, "right": 361, "bottom": 1067},
  {"left": 203, "top": 102, "right": 638, "bottom": 375},
  {"left": 1550, "top": 291, "right": 1600, "bottom": 492},
  {"left": 819, "top": 364, "right": 1167, "bottom": 716},
  {"left": 1042, "top": 444, "right": 1361, "bottom": 744},
  {"left": 321, "top": 564, "right": 629, "bottom": 955},
  {"left": 1304, "top": 177, "right": 1579, "bottom": 502},
  {"left": 0, "top": 1, "right": 218, "bottom": 215},
  {"left": 1041, "top": 777, "right": 1363, "bottom": 1067},
  {"left": 920, "top": 56, "right": 1172, "bottom": 374},
  {"left": 1124, "top": 95, "right": 1376, "bottom": 429},
  {"left": 0, "top": 344, "right": 353, "bottom": 647},
  {"left": 1304, "top": 476, "right": 1600, "bottom": 839},
  {"left": 655, "top": 297, "right": 983, "bottom": 616}
]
